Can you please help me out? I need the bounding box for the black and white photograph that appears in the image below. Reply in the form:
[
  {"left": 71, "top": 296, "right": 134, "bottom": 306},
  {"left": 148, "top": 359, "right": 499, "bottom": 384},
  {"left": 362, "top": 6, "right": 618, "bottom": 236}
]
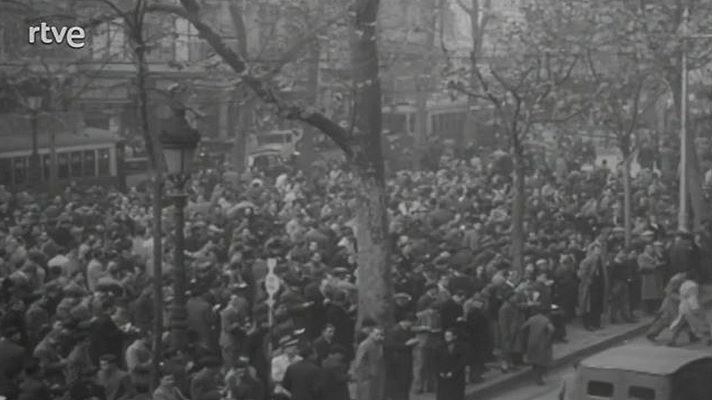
[{"left": 2, "top": 0, "right": 712, "bottom": 399}]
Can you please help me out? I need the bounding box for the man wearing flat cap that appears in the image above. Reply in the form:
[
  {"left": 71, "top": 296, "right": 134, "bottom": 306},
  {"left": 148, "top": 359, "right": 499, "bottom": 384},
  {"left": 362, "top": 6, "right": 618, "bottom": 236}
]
[
  {"left": 96, "top": 354, "right": 134, "bottom": 400},
  {"left": 190, "top": 356, "right": 222, "bottom": 400},
  {"left": 225, "top": 359, "right": 264, "bottom": 400}
]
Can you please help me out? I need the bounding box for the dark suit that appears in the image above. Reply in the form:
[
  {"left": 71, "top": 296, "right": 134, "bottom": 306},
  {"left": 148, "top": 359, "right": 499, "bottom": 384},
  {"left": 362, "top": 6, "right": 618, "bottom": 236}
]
[
  {"left": 324, "top": 303, "right": 354, "bottom": 360},
  {"left": 320, "top": 357, "right": 350, "bottom": 400},
  {"left": 0, "top": 338, "right": 26, "bottom": 399},
  {"left": 440, "top": 299, "right": 464, "bottom": 333},
  {"left": 89, "top": 314, "right": 125, "bottom": 367},
  {"left": 435, "top": 342, "right": 467, "bottom": 400},
  {"left": 384, "top": 325, "right": 414, "bottom": 400},
  {"left": 313, "top": 336, "right": 333, "bottom": 364},
  {"left": 282, "top": 359, "right": 323, "bottom": 400},
  {"left": 17, "top": 377, "right": 52, "bottom": 400}
]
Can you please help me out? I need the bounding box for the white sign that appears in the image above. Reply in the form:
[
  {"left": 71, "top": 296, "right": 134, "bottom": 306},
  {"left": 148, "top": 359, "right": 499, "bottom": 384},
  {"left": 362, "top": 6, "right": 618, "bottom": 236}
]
[{"left": 265, "top": 258, "right": 280, "bottom": 298}]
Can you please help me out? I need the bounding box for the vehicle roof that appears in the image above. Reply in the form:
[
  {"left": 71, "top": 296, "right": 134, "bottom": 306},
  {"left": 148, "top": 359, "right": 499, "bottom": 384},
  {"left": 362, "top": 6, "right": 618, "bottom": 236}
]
[
  {"left": 581, "top": 345, "right": 712, "bottom": 376},
  {"left": 0, "top": 127, "right": 119, "bottom": 153}
]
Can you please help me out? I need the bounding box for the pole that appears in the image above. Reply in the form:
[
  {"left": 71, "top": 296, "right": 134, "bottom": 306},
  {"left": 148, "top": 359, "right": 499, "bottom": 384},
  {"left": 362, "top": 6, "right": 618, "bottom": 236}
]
[
  {"left": 170, "top": 185, "right": 189, "bottom": 352},
  {"left": 49, "top": 126, "right": 58, "bottom": 194},
  {"left": 679, "top": 4, "right": 690, "bottom": 232},
  {"left": 29, "top": 111, "right": 41, "bottom": 184},
  {"left": 150, "top": 174, "right": 164, "bottom": 390}
]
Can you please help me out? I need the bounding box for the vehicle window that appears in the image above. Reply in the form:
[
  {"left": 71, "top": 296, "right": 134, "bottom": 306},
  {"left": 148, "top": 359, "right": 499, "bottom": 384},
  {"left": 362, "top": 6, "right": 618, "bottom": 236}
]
[
  {"left": 84, "top": 151, "right": 96, "bottom": 177},
  {"left": 0, "top": 158, "right": 11, "bottom": 185},
  {"left": 57, "top": 153, "right": 69, "bottom": 179},
  {"left": 42, "top": 154, "right": 50, "bottom": 181},
  {"left": 257, "top": 135, "right": 285, "bottom": 145},
  {"left": 98, "top": 149, "right": 111, "bottom": 176},
  {"left": 71, "top": 152, "right": 83, "bottom": 177},
  {"left": 628, "top": 386, "right": 655, "bottom": 400},
  {"left": 587, "top": 381, "right": 614, "bottom": 397}
]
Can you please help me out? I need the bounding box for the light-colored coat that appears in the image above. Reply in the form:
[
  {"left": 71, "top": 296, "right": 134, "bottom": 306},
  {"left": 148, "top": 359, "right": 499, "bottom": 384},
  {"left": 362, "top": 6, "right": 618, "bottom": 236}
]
[
  {"left": 522, "top": 314, "right": 554, "bottom": 367},
  {"left": 353, "top": 336, "right": 386, "bottom": 400},
  {"left": 671, "top": 280, "right": 710, "bottom": 336}
]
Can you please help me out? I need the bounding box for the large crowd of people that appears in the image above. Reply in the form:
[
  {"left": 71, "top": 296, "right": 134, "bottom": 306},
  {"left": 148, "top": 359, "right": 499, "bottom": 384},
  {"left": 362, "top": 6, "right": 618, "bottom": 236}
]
[{"left": 0, "top": 144, "right": 710, "bottom": 400}]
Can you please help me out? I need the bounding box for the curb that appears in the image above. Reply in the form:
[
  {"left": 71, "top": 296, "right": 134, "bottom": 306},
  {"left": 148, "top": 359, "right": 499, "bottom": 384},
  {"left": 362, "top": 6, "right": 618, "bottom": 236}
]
[{"left": 464, "top": 322, "right": 652, "bottom": 400}]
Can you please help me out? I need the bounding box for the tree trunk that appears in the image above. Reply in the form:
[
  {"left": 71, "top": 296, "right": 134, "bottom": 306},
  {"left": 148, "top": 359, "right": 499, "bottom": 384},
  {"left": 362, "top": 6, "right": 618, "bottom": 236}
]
[
  {"left": 350, "top": 2, "right": 391, "bottom": 398},
  {"left": 228, "top": 0, "right": 250, "bottom": 174},
  {"left": 668, "top": 69, "right": 708, "bottom": 230},
  {"left": 510, "top": 131, "right": 525, "bottom": 271},
  {"left": 131, "top": 2, "right": 164, "bottom": 388},
  {"left": 297, "top": 40, "right": 322, "bottom": 169},
  {"left": 234, "top": 95, "right": 251, "bottom": 174},
  {"left": 150, "top": 175, "right": 163, "bottom": 390},
  {"left": 623, "top": 154, "right": 632, "bottom": 247}
]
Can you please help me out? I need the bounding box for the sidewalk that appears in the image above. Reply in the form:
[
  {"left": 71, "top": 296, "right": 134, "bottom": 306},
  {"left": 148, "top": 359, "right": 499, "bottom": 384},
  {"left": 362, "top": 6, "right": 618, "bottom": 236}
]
[
  {"left": 406, "top": 283, "right": 712, "bottom": 400},
  {"left": 412, "top": 317, "right": 653, "bottom": 400}
]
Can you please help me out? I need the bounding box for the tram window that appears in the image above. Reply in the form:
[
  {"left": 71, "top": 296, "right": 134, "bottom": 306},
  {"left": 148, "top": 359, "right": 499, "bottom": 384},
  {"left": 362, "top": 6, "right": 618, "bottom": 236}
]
[
  {"left": 13, "top": 157, "right": 27, "bottom": 184},
  {"left": 58, "top": 153, "right": 69, "bottom": 179},
  {"left": 98, "top": 149, "right": 110, "bottom": 176},
  {"left": 83, "top": 150, "right": 96, "bottom": 177},
  {"left": 0, "top": 159, "right": 11, "bottom": 185},
  {"left": 71, "top": 152, "right": 83, "bottom": 177},
  {"left": 42, "top": 154, "right": 50, "bottom": 181}
]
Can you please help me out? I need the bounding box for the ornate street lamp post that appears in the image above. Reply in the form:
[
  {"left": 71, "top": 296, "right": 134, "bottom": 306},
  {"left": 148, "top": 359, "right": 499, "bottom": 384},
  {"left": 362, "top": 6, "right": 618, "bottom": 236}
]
[
  {"left": 25, "top": 95, "right": 43, "bottom": 184},
  {"left": 158, "top": 106, "right": 200, "bottom": 352}
]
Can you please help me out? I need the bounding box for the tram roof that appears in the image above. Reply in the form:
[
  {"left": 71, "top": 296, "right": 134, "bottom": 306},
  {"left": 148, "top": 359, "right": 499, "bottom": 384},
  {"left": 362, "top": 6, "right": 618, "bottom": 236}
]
[{"left": 0, "top": 127, "right": 120, "bottom": 154}]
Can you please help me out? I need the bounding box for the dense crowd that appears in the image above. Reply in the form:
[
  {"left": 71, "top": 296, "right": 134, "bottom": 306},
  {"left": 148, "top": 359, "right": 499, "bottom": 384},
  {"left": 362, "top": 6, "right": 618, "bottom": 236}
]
[{"left": 0, "top": 145, "right": 710, "bottom": 400}]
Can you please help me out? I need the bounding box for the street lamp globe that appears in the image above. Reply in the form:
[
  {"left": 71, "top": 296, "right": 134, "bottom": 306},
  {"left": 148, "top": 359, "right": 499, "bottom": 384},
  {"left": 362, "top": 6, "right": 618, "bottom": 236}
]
[{"left": 158, "top": 108, "right": 200, "bottom": 176}]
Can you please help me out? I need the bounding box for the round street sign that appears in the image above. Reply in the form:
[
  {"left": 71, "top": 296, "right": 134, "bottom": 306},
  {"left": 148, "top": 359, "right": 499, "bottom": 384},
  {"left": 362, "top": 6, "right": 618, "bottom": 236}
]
[
  {"left": 265, "top": 273, "right": 280, "bottom": 297},
  {"left": 265, "top": 258, "right": 280, "bottom": 297}
]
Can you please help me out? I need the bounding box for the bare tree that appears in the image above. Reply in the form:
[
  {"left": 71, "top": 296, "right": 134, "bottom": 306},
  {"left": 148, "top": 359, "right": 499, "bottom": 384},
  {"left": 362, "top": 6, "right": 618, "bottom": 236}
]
[{"left": 445, "top": 0, "right": 598, "bottom": 269}]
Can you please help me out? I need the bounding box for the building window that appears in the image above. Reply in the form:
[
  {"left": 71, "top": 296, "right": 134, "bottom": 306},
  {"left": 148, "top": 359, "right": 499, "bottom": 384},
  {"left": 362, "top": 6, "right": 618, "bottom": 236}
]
[
  {"left": 84, "top": 150, "right": 96, "bottom": 177},
  {"left": 57, "top": 153, "right": 69, "bottom": 179},
  {"left": 587, "top": 381, "right": 614, "bottom": 398},
  {"left": 13, "top": 157, "right": 27, "bottom": 185},
  {"left": 91, "top": 20, "right": 126, "bottom": 61},
  {"left": 98, "top": 149, "right": 111, "bottom": 176},
  {"left": 70, "top": 152, "right": 83, "bottom": 178}
]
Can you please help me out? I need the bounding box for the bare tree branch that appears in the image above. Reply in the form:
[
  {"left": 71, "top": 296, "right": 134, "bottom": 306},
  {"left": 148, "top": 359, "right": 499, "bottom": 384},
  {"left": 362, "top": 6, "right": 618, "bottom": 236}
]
[{"left": 151, "top": 0, "right": 355, "bottom": 158}]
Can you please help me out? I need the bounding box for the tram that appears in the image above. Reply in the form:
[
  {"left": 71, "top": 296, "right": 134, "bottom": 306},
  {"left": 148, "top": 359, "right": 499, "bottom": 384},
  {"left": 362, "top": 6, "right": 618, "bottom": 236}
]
[
  {"left": 382, "top": 100, "right": 498, "bottom": 149},
  {"left": 0, "top": 127, "right": 124, "bottom": 190}
]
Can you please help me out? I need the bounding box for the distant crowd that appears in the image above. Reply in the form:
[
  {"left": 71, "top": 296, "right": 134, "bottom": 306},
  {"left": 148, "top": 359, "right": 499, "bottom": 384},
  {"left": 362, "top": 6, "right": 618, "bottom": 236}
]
[{"left": 0, "top": 142, "right": 710, "bottom": 400}]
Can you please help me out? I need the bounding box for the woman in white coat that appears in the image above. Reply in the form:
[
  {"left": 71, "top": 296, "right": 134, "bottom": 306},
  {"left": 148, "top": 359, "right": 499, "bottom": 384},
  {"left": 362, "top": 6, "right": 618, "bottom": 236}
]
[{"left": 668, "top": 272, "right": 711, "bottom": 346}]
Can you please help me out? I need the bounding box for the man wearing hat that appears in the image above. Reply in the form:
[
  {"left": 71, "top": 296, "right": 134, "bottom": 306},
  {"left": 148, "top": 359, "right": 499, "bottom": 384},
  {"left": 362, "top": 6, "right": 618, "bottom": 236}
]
[
  {"left": 321, "top": 344, "right": 350, "bottom": 400},
  {"left": 96, "top": 354, "right": 134, "bottom": 400},
  {"left": 324, "top": 291, "right": 355, "bottom": 361},
  {"left": 282, "top": 345, "right": 323, "bottom": 400},
  {"left": 0, "top": 325, "right": 25, "bottom": 400},
  {"left": 312, "top": 324, "right": 336, "bottom": 364},
  {"left": 220, "top": 295, "right": 249, "bottom": 368},
  {"left": 670, "top": 230, "right": 696, "bottom": 276},
  {"left": 272, "top": 336, "right": 301, "bottom": 399},
  {"left": 385, "top": 313, "right": 419, "bottom": 400},
  {"left": 225, "top": 358, "right": 264, "bottom": 400},
  {"left": 190, "top": 356, "right": 222, "bottom": 400}
]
